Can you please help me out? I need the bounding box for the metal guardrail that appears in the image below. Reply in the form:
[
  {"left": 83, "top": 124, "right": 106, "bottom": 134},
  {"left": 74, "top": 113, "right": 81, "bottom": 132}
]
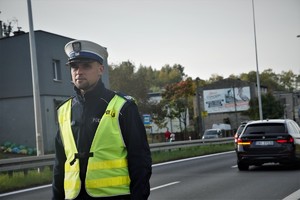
[
  {"left": 0, "top": 154, "right": 55, "bottom": 174},
  {"left": 0, "top": 137, "right": 233, "bottom": 174},
  {"left": 150, "top": 137, "right": 233, "bottom": 151}
]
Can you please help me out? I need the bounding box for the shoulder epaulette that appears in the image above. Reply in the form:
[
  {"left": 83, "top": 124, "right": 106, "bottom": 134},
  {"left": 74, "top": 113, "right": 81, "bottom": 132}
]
[{"left": 115, "top": 91, "right": 136, "bottom": 103}]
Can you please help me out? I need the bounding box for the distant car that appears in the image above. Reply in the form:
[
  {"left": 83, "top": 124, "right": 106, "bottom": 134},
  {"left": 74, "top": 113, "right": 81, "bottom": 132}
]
[
  {"left": 202, "top": 129, "right": 222, "bottom": 140},
  {"left": 234, "top": 121, "right": 250, "bottom": 148},
  {"left": 236, "top": 119, "right": 300, "bottom": 171}
]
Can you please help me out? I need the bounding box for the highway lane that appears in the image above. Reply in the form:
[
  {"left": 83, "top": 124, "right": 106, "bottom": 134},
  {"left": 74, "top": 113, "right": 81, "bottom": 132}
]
[
  {"left": 149, "top": 151, "right": 300, "bottom": 200},
  {"left": 1, "top": 151, "right": 300, "bottom": 199}
]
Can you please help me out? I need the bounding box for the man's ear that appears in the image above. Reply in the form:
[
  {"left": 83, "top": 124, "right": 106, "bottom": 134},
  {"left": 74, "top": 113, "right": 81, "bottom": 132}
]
[{"left": 98, "top": 64, "right": 104, "bottom": 75}]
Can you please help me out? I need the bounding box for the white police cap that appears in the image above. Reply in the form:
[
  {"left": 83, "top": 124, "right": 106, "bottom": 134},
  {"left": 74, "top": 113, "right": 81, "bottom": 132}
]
[{"left": 64, "top": 40, "right": 108, "bottom": 64}]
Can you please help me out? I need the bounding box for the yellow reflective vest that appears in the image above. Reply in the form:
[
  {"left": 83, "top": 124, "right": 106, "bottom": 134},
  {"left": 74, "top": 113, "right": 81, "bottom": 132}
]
[{"left": 58, "top": 95, "right": 131, "bottom": 199}]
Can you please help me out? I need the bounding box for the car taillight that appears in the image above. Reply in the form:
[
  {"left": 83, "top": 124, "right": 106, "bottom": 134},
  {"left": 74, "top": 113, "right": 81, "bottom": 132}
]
[
  {"left": 234, "top": 133, "right": 238, "bottom": 143},
  {"left": 237, "top": 138, "right": 251, "bottom": 145},
  {"left": 276, "top": 137, "right": 294, "bottom": 144}
]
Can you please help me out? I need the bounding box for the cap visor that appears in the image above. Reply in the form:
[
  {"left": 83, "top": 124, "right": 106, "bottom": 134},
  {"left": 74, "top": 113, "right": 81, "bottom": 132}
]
[{"left": 66, "top": 58, "right": 99, "bottom": 65}]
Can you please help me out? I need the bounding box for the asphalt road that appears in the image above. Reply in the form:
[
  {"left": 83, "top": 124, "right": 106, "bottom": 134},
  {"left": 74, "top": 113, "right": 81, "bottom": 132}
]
[
  {"left": 150, "top": 151, "right": 300, "bottom": 200},
  {"left": 1, "top": 151, "right": 300, "bottom": 200}
]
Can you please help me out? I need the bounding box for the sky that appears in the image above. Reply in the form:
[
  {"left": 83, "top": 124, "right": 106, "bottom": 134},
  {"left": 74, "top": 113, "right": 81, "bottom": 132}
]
[{"left": 1, "top": 0, "right": 300, "bottom": 80}]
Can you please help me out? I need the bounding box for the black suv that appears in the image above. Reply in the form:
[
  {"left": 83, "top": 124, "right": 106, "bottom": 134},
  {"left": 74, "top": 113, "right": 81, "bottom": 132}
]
[{"left": 236, "top": 119, "right": 300, "bottom": 170}]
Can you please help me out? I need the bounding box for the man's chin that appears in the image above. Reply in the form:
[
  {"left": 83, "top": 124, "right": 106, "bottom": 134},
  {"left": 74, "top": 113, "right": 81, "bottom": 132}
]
[{"left": 75, "top": 83, "right": 89, "bottom": 90}]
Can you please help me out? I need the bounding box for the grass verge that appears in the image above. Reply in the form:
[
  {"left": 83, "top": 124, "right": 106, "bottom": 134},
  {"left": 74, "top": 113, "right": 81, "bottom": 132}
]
[
  {"left": 0, "top": 167, "right": 53, "bottom": 194},
  {"left": 151, "top": 142, "right": 234, "bottom": 164},
  {"left": 0, "top": 142, "right": 234, "bottom": 194}
]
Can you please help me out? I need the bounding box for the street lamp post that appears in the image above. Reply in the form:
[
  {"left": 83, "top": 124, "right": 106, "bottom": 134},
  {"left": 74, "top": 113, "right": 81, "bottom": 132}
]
[{"left": 252, "top": 0, "right": 263, "bottom": 120}]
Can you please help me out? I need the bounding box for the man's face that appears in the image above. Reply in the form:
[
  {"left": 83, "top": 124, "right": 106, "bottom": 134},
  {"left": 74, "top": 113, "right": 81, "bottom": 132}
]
[{"left": 69, "top": 61, "right": 104, "bottom": 93}]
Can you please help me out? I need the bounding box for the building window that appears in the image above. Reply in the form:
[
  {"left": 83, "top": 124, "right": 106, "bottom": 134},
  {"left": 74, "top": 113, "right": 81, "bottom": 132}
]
[{"left": 52, "top": 59, "right": 61, "bottom": 81}]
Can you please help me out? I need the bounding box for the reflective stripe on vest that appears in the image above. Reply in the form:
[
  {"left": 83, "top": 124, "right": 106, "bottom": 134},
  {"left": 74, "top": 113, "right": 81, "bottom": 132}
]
[{"left": 58, "top": 95, "right": 130, "bottom": 199}]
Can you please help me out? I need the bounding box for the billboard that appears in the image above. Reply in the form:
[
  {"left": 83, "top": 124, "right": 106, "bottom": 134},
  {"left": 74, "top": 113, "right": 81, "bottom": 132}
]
[{"left": 203, "top": 86, "right": 250, "bottom": 114}]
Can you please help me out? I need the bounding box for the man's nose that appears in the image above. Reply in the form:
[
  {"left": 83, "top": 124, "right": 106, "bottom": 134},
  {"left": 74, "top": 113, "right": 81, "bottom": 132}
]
[{"left": 75, "top": 65, "right": 85, "bottom": 74}]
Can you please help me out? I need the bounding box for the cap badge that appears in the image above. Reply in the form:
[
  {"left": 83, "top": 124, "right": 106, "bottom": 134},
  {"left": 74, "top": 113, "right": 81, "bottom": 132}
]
[{"left": 72, "top": 42, "right": 81, "bottom": 53}]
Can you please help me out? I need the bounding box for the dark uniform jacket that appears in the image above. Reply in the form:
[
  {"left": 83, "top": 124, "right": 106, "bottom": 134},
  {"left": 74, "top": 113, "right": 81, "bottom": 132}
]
[{"left": 52, "top": 80, "right": 152, "bottom": 200}]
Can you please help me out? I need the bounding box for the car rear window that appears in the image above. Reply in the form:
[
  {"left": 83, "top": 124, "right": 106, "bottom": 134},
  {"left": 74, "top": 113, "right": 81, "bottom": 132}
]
[
  {"left": 243, "top": 123, "right": 287, "bottom": 135},
  {"left": 205, "top": 130, "right": 218, "bottom": 135},
  {"left": 237, "top": 125, "right": 245, "bottom": 134}
]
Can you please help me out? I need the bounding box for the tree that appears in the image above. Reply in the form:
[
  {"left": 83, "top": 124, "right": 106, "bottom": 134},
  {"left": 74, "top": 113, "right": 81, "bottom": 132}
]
[
  {"left": 279, "top": 70, "right": 296, "bottom": 91},
  {"left": 260, "top": 69, "right": 283, "bottom": 92},
  {"left": 239, "top": 69, "right": 295, "bottom": 91},
  {"left": 208, "top": 74, "right": 224, "bottom": 83},
  {"left": 162, "top": 78, "right": 194, "bottom": 134},
  {"left": 156, "top": 64, "right": 184, "bottom": 88},
  {"left": 109, "top": 61, "right": 135, "bottom": 93},
  {"left": 243, "top": 92, "right": 284, "bottom": 119},
  {"left": 228, "top": 74, "right": 238, "bottom": 79},
  {"left": 243, "top": 71, "right": 257, "bottom": 83},
  {"left": 109, "top": 61, "right": 150, "bottom": 114},
  {"left": 148, "top": 101, "right": 168, "bottom": 131}
]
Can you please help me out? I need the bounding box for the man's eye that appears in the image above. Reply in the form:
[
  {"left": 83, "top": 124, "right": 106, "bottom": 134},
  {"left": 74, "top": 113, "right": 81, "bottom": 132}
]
[
  {"left": 70, "top": 63, "right": 93, "bottom": 69},
  {"left": 82, "top": 63, "right": 92, "bottom": 68},
  {"left": 70, "top": 63, "right": 79, "bottom": 69}
]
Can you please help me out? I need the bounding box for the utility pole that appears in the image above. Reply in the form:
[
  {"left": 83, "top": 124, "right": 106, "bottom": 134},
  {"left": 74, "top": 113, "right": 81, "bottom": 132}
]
[{"left": 27, "top": 0, "right": 44, "bottom": 156}]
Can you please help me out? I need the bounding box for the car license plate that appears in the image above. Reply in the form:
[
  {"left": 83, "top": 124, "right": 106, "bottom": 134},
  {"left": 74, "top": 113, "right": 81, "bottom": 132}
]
[{"left": 255, "top": 141, "right": 274, "bottom": 146}]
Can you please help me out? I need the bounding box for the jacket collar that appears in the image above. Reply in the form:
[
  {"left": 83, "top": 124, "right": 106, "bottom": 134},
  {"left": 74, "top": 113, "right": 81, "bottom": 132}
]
[{"left": 74, "top": 80, "right": 107, "bottom": 102}]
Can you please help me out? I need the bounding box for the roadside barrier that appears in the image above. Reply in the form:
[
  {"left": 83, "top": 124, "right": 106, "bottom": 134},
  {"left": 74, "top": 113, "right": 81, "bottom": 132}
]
[{"left": 0, "top": 137, "right": 233, "bottom": 176}]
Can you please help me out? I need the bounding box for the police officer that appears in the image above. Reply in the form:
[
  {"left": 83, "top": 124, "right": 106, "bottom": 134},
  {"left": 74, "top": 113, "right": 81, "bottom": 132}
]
[{"left": 52, "top": 40, "right": 152, "bottom": 200}]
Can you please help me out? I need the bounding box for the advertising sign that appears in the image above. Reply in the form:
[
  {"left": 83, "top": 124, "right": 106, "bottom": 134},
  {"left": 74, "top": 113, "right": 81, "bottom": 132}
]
[{"left": 203, "top": 86, "right": 250, "bottom": 114}]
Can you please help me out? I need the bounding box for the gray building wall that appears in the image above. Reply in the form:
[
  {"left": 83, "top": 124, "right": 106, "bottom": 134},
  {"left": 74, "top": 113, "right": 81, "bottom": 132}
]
[
  {"left": 0, "top": 30, "right": 109, "bottom": 153},
  {"left": 273, "top": 91, "right": 300, "bottom": 123}
]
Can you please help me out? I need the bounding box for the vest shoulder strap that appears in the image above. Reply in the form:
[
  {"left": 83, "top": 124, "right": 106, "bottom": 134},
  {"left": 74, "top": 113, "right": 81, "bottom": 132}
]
[{"left": 56, "top": 96, "right": 74, "bottom": 110}]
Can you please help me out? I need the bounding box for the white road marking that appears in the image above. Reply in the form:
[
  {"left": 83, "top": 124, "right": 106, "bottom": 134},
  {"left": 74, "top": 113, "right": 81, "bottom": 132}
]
[
  {"left": 2, "top": 151, "right": 298, "bottom": 199},
  {"left": 0, "top": 184, "right": 52, "bottom": 197},
  {"left": 282, "top": 189, "right": 300, "bottom": 200},
  {"left": 150, "top": 181, "right": 180, "bottom": 191}
]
